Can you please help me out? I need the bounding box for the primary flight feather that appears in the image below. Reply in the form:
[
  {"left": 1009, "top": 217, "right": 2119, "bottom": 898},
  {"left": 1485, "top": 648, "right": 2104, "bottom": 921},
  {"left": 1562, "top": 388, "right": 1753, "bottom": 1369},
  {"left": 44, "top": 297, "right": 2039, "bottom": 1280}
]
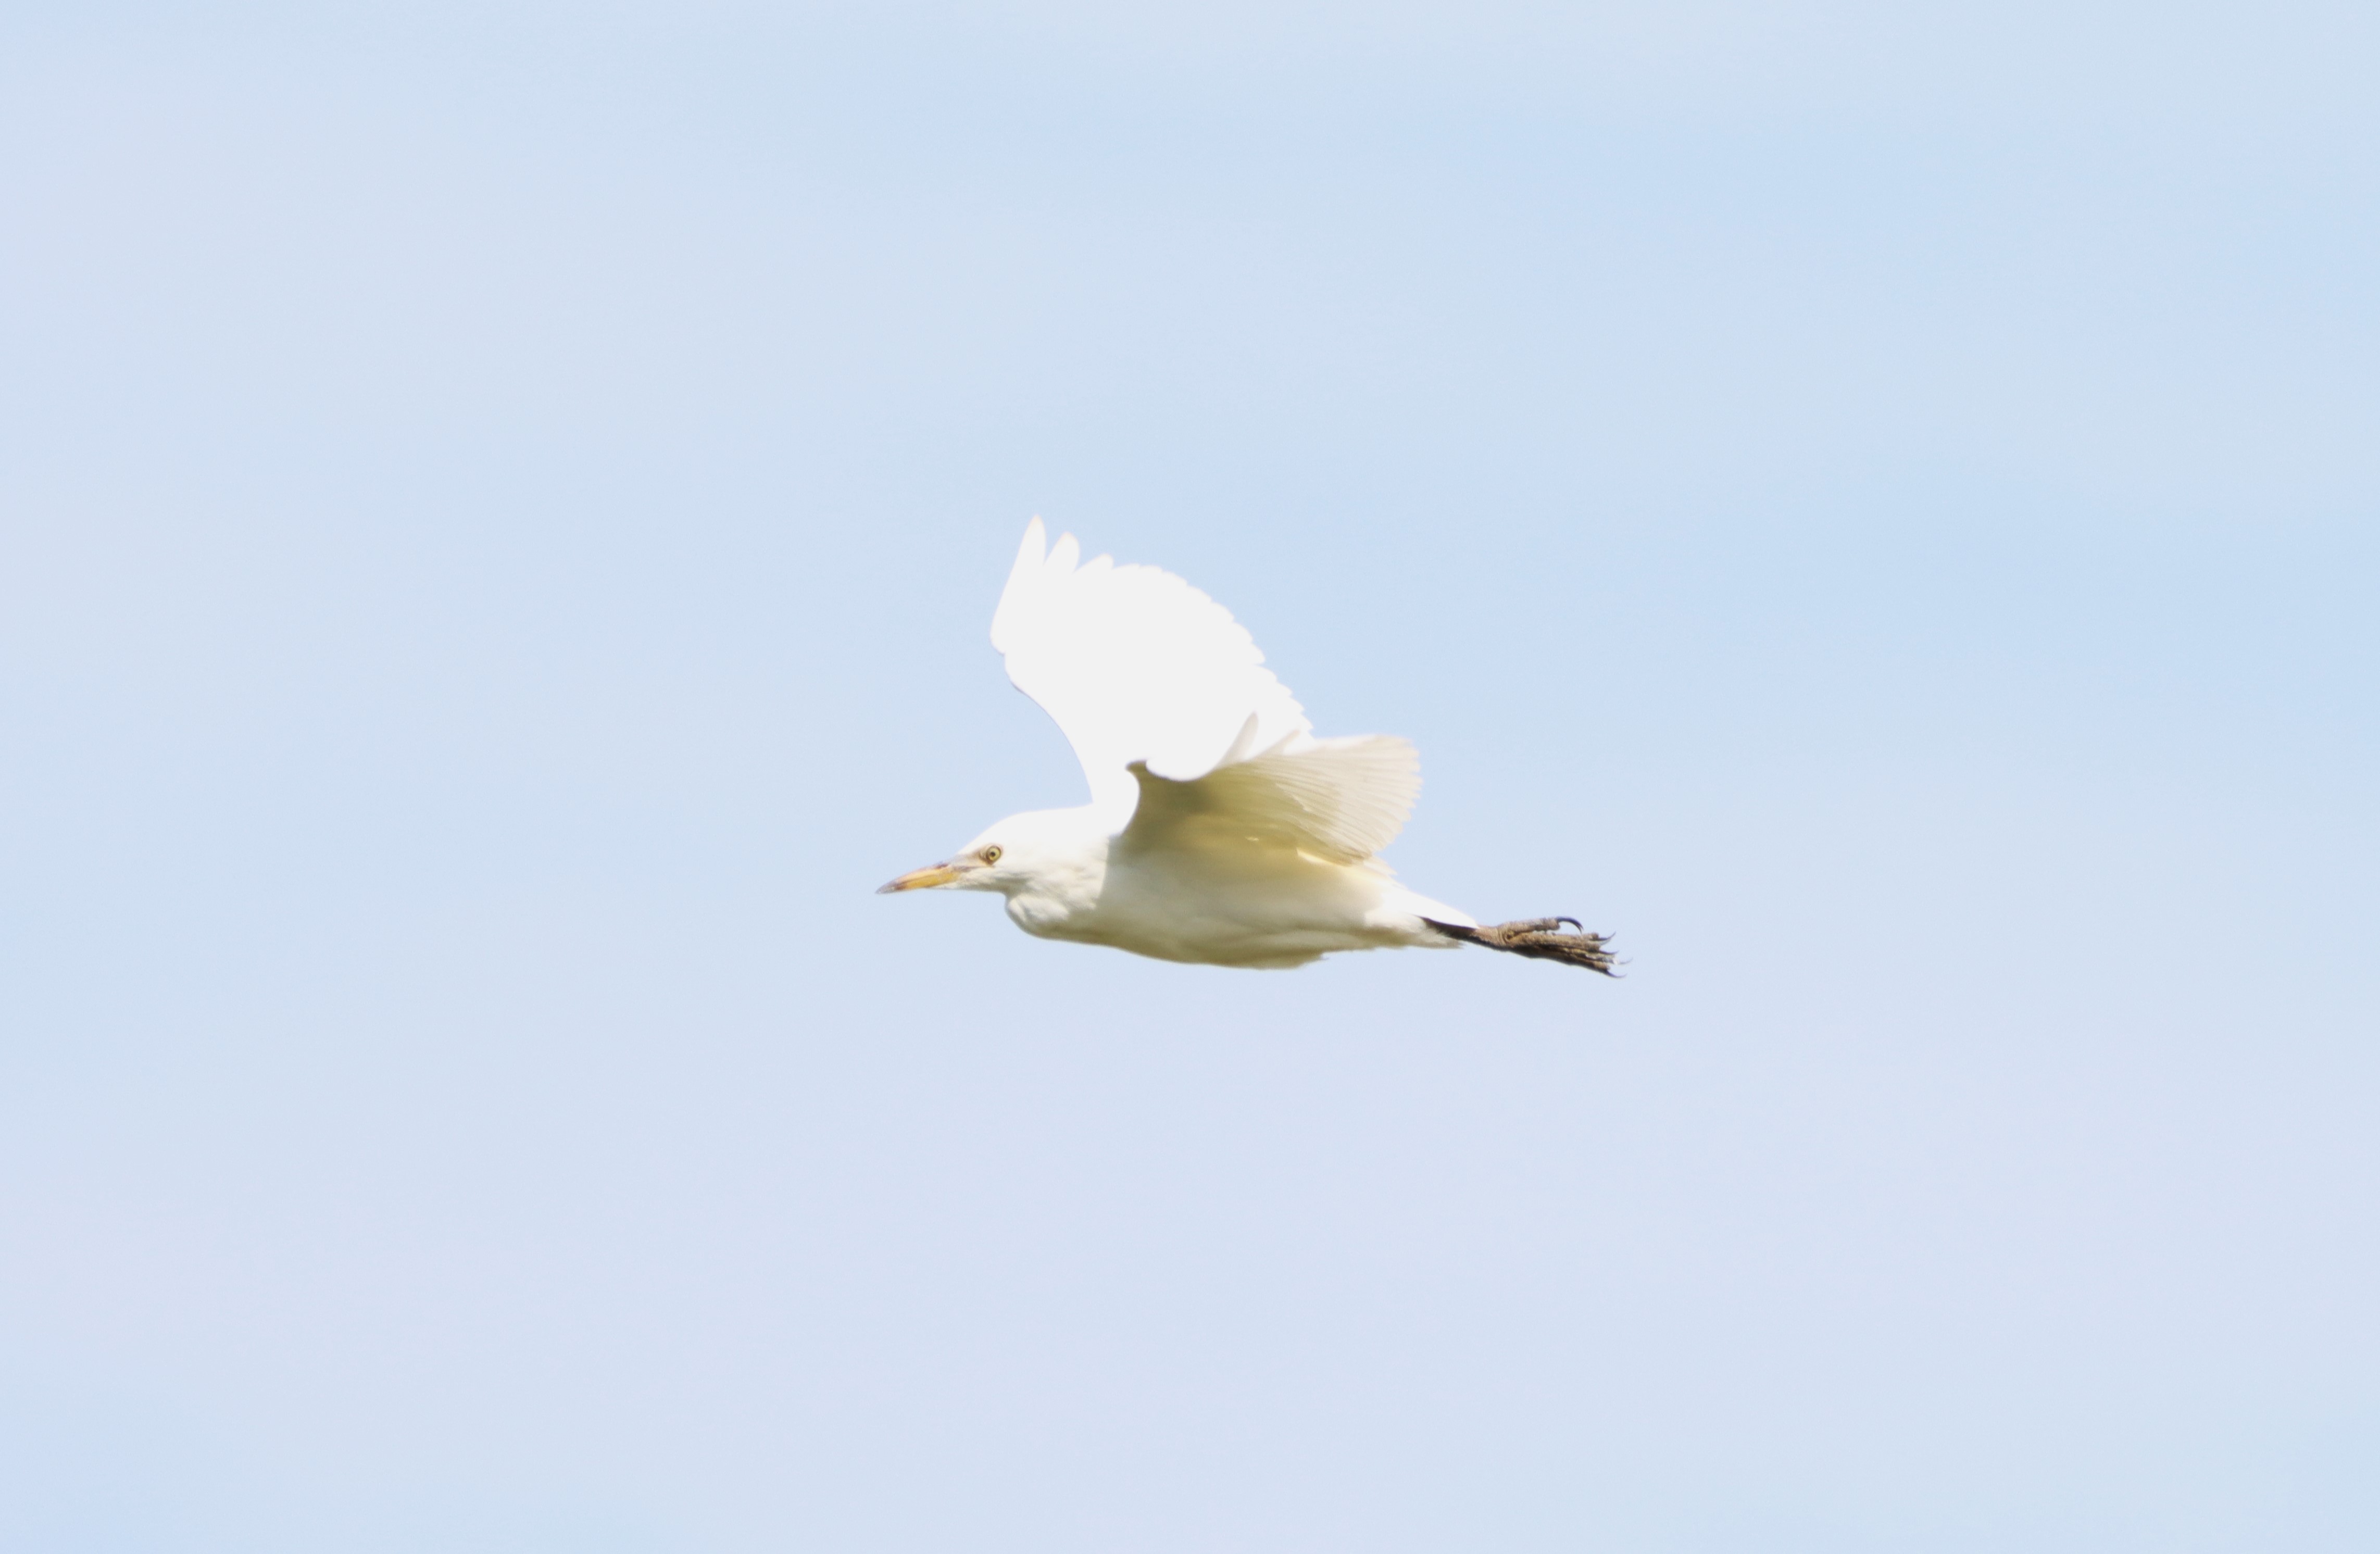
[{"left": 881, "top": 519, "right": 1616, "bottom": 973}]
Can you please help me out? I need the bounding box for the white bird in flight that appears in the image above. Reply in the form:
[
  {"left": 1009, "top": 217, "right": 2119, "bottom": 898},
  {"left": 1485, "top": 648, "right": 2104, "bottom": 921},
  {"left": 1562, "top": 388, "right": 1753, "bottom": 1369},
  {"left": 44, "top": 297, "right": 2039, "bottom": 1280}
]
[{"left": 881, "top": 519, "right": 1617, "bottom": 973}]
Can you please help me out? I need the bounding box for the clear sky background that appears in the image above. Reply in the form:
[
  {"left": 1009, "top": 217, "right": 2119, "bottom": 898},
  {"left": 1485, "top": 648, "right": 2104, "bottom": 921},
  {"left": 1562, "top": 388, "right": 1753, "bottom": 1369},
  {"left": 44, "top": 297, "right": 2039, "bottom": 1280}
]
[{"left": 3, "top": 3, "right": 2375, "bottom": 1549}]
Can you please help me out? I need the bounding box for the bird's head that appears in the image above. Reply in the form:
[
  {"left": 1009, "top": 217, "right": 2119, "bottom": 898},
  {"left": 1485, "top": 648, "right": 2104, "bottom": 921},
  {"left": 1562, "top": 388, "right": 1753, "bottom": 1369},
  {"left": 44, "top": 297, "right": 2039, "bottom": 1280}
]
[{"left": 876, "top": 808, "right": 1104, "bottom": 898}]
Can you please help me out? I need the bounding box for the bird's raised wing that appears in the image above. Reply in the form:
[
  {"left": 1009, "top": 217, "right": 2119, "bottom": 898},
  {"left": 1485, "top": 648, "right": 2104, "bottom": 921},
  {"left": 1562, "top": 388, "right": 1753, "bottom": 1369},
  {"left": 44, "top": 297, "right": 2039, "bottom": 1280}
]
[
  {"left": 991, "top": 518, "right": 1313, "bottom": 824},
  {"left": 1118, "top": 735, "right": 1421, "bottom": 865}
]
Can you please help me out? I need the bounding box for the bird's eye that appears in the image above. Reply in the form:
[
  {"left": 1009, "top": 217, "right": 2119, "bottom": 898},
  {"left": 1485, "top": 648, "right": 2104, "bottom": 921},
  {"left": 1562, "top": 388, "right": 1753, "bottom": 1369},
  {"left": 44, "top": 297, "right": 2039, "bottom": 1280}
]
[{"left": 981, "top": 846, "right": 1003, "bottom": 864}]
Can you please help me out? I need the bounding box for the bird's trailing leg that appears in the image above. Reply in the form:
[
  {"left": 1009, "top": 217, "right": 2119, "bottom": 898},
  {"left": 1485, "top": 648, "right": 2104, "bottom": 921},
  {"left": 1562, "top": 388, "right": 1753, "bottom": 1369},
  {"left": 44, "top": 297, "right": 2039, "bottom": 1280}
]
[{"left": 1424, "top": 917, "right": 1620, "bottom": 975}]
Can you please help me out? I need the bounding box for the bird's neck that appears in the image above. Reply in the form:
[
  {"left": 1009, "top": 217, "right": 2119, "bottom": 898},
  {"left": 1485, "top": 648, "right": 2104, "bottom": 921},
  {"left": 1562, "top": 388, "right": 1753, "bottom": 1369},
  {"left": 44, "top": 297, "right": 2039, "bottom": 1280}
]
[{"left": 1002, "top": 812, "right": 1110, "bottom": 935}]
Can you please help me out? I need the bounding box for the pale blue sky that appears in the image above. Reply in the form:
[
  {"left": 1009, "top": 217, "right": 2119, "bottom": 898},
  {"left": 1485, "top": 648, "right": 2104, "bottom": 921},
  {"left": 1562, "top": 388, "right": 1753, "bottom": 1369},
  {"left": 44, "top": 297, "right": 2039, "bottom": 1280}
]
[{"left": 2, "top": 3, "right": 2375, "bottom": 1550}]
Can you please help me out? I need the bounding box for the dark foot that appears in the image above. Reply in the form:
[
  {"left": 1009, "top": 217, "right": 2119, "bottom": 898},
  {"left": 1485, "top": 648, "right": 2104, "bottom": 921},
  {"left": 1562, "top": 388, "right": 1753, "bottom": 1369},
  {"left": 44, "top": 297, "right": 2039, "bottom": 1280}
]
[{"left": 1424, "top": 917, "right": 1621, "bottom": 975}]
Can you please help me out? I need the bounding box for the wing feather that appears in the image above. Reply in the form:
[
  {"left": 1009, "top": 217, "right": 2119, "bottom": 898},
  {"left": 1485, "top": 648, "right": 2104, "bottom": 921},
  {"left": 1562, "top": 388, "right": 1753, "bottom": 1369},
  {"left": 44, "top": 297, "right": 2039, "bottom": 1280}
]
[
  {"left": 991, "top": 518, "right": 1313, "bottom": 823},
  {"left": 1120, "top": 735, "right": 1421, "bottom": 865}
]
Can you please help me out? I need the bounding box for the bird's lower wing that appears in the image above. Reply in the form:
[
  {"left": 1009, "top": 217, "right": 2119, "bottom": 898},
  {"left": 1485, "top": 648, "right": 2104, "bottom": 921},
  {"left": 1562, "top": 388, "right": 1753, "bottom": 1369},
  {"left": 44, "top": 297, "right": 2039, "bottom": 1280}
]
[{"left": 1118, "top": 735, "right": 1420, "bottom": 864}]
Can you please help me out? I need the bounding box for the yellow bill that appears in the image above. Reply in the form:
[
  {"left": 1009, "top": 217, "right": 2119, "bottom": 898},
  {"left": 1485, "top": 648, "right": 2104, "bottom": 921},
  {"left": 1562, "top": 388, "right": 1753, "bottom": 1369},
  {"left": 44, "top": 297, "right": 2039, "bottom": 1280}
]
[{"left": 877, "top": 862, "right": 963, "bottom": 894}]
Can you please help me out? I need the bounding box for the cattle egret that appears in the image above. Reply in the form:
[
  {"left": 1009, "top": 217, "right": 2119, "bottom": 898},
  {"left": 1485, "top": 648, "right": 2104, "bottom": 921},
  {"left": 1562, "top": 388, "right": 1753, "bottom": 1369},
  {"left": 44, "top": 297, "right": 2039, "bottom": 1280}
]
[{"left": 880, "top": 520, "right": 1617, "bottom": 973}]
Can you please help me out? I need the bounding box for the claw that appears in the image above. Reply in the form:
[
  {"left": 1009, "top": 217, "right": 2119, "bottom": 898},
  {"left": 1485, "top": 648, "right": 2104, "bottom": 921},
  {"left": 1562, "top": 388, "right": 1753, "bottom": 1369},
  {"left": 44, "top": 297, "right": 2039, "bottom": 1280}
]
[{"left": 1437, "top": 917, "right": 1622, "bottom": 974}]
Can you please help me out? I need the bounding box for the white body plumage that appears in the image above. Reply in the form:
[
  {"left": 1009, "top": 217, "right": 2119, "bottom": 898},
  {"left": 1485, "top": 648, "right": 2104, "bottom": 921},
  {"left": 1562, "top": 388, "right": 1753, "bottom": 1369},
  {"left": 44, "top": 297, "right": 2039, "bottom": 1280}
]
[{"left": 951, "top": 801, "right": 1470, "bottom": 970}]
